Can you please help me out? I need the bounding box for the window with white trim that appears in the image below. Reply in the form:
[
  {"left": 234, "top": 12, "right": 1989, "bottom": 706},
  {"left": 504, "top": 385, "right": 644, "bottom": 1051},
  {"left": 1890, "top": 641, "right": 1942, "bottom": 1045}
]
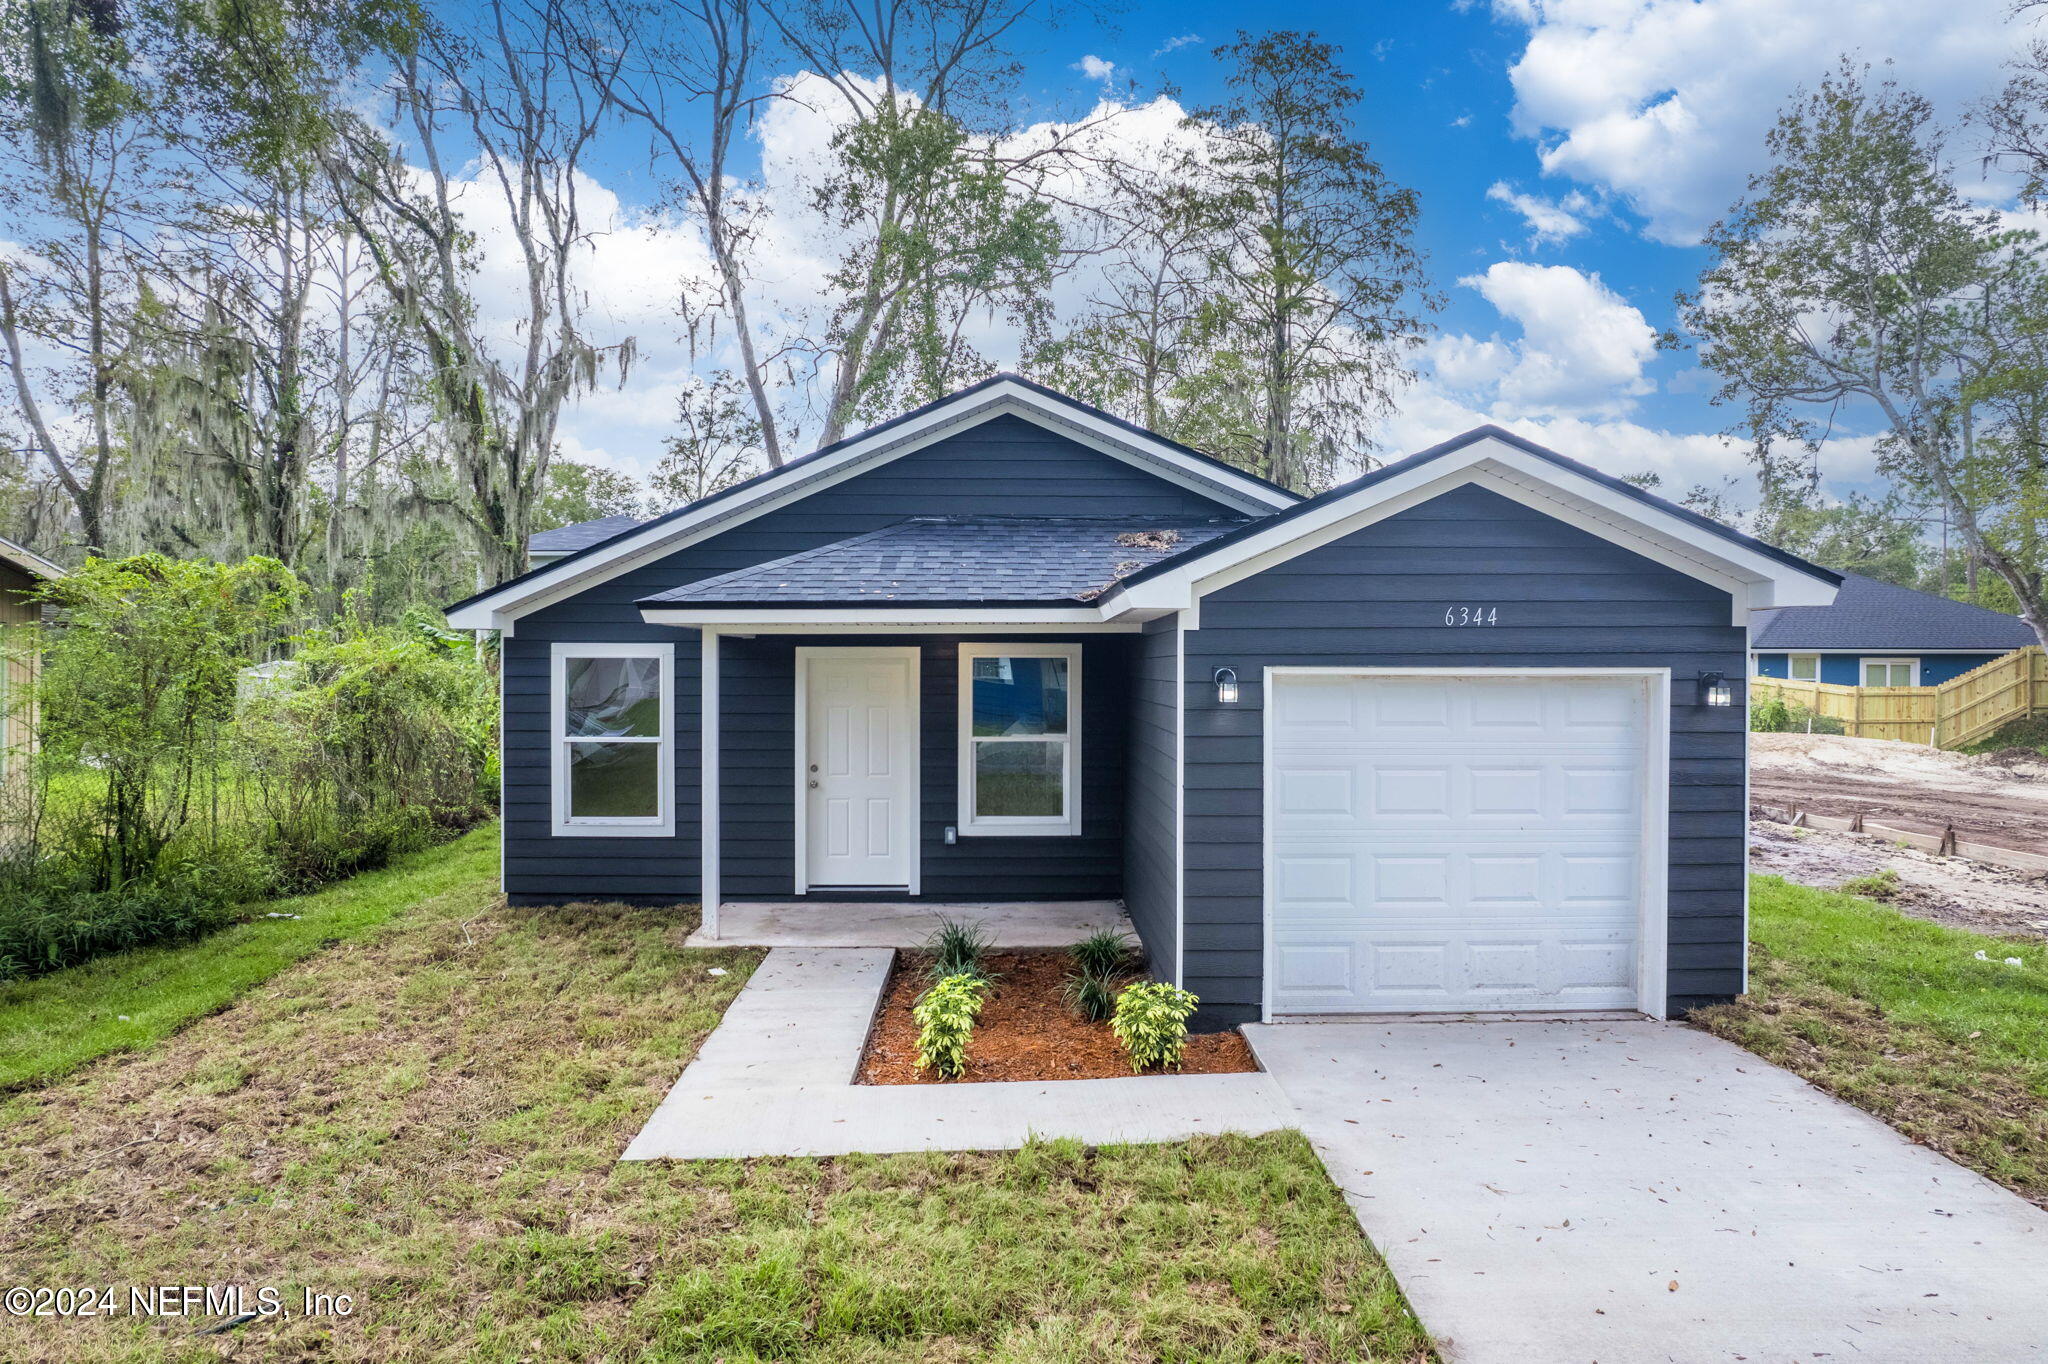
[
  {"left": 957, "top": 642, "right": 1080, "bottom": 836},
  {"left": 1787, "top": 653, "right": 1819, "bottom": 682},
  {"left": 1861, "top": 657, "right": 1918, "bottom": 688},
  {"left": 551, "top": 643, "right": 674, "bottom": 836}
]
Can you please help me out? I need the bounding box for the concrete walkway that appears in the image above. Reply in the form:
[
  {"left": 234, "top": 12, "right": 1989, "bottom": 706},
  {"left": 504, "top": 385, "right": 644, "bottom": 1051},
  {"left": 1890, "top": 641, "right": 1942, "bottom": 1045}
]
[
  {"left": 623, "top": 947, "right": 1288, "bottom": 1160},
  {"left": 685, "top": 900, "right": 1132, "bottom": 949},
  {"left": 1245, "top": 1018, "right": 2048, "bottom": 1364}
]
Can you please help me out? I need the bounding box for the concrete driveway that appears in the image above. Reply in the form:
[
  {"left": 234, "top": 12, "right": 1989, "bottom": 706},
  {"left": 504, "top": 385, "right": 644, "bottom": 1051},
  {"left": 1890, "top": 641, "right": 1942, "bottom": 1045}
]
[{"left": 1244, "top": 1019, "right": 2048, "bottom": 1364}]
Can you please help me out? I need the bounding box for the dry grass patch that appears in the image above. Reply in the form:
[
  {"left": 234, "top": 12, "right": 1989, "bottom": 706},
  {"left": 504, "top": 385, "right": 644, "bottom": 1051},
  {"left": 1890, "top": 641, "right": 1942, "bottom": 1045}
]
[{"left": 0, "top": 880, "right": 1431, "bottom": 1363}]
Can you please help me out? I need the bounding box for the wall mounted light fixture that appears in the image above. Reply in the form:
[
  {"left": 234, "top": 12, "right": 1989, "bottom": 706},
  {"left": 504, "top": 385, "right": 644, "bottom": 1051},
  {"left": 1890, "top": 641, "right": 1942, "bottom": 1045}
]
[
  {"left": 1214, "top": 667, "right": 1239, "bottom": 704},
  {"left": 1698, "top": 671, "right": 1733, "bottom": 707}
]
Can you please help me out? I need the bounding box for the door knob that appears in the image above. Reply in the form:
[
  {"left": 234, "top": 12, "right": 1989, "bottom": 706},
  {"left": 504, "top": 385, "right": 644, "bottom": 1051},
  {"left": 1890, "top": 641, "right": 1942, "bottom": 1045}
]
[{"left": 808, "top": 779, "right": 819, "bottom": 789}]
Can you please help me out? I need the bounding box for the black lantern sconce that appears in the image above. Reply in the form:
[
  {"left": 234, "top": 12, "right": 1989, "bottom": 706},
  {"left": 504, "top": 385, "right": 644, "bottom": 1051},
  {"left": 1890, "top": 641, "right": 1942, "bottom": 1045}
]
[
  {"left": 1698, "top": 671, "right": 1734, "bottom": 708},
  {"left": 1214, "top": 667, "right": 1239, "bottom": 704}
]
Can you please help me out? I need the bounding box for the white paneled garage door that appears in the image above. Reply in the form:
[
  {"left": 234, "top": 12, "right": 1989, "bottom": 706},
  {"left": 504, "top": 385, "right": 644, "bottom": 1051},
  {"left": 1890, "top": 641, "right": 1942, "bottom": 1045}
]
[{"left": 1267, "top": 673, "right": 1654, "bottom": 1014}]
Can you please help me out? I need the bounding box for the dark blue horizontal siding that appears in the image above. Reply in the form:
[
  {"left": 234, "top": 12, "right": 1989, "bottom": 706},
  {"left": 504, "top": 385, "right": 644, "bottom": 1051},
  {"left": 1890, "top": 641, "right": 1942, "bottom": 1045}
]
[
  {"left": 1181, "top": 483, "right": 1750, "bottom": 1027},
  {"left": 1122, "top": 618, "right": 1179, "bottom": 981},
  {"left": 499, "top": 414, "right": 1231, "bottom": 904}
]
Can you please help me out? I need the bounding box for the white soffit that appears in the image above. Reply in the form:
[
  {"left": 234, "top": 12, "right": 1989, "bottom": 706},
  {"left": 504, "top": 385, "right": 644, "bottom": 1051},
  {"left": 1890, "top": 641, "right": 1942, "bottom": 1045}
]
[{"left": 446, "top": 379, "right": 1293, "bottom": 633}]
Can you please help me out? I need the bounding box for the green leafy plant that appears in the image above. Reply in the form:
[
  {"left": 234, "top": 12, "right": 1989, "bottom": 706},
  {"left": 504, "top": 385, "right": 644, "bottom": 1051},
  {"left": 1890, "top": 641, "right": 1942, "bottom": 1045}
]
[
  {"left": 1069, "top": 929, "right": 1139, "bottom": 978},
  {"left": 1840, "top": 868, "right": 1902, "bottom": 902},
  {"left": 924, "top": 916, "right": 995, "bottom": 983},
  {"left": 913, "top": 972, "right": 988, "bottom": 1079},
  {"left": 1111, "top": 981, "right": 1200, "bottom": 1073},
  {"left": 1061, "top": 964, "right": 1122, "bottom": 1023}
]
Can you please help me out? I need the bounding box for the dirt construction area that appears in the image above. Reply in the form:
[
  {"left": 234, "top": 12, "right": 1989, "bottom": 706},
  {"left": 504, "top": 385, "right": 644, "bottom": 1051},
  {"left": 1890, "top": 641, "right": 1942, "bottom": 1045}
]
[
  {"left": 1751, "top": 732, "right": 2048, "bottom": 855},
  {"left": 1749, "top": 732, "right": 2048, "bottom": 939}
]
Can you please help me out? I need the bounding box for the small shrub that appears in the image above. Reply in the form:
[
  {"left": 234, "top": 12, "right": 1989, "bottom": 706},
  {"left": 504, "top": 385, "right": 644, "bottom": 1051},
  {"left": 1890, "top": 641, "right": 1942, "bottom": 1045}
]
[
  {"left": 0, "top": 881, "right": 239, "bottom": 982},
  {"left": 1069, "top": 928, "right": 1139, "bottom": 978},
  {"left": 1839, "top": 868, "right": 1902, "bottom": 902},
  {"left": 913, "top": 973, "right": 988, "bottom": 1079},
  {"left": 924, "top": 917, "right": 995, "bottom": 983},
  {"left": 1111, "top": 981, "right": 1200, "bottom": 1073},
  {"left": 1749, "top": 696, "right": 1791, "bottom": 733},
  {"left": 1061, "top": 964, "right": 1121, "bottom": 1022}
]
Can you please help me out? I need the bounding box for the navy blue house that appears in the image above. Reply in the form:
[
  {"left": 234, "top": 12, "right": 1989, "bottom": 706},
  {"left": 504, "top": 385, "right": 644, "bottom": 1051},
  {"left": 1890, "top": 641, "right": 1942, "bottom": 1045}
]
[
  {"left": 449, "top": 377, "right": 1839, "bottom": 1027},
  {"left": 1751, "top": 571, "right": 2036, "bottom": 688}
]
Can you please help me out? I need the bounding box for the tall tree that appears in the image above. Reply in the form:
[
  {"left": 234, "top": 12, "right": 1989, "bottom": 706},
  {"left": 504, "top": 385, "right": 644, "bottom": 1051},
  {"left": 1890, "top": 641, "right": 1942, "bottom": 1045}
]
[
  {"left": 649, "top": 370, "right": 762, "bottom": 505},
  {"left": 331, "top": 0, "right": 633, "bottom": 585},
  {"left": 1171, "top": 31, "right": 1436, "bottom": 492},
  {"left": 0, "top": 0, "right": 156, "bottom": 553},
  {"left": 1682, "top": 64, "right": 2048, "bottom": 650}
]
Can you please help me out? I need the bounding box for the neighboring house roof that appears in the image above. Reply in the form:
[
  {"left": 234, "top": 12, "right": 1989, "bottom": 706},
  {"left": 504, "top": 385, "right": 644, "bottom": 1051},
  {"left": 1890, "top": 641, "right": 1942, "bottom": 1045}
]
[
  {"left": 1751, "top": 571, "right": 2037, "bottom": 651},
  {"left": 528, "top": 514, "right": 645, "bottom": 558},
  {"left": 446, "top": 374, "right": 1298, "bottom": 630},
  {"left": 0, "top": 534, "right": 64, "bottom": 582},
  {"left": 641, "top": 516, "right": 1248, "bottom": 610}
]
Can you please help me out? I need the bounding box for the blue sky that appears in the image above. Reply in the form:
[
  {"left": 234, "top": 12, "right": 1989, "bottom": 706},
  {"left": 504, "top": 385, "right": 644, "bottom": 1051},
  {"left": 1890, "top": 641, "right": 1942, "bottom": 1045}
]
[{"left": 516, "top": 0, "right": 2042, "bottom": 501}]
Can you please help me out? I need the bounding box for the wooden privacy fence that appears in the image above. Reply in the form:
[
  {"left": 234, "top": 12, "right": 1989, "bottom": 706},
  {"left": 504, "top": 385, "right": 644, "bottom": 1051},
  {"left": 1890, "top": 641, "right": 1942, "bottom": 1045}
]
[{"left": 1750, "top": 646, "right": 2047, "bottom": 747}]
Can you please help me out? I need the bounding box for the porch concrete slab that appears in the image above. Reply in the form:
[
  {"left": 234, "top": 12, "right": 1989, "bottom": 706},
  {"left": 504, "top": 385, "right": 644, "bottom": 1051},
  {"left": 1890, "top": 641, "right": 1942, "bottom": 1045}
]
[
  {"left": 1245, "top": 1018, "right": 2048, "bottom": 1364},
  {"left": 685, "top": 900, "right": 1133, "bottom": 949},
  {"left": 623, "top": 1071, "right": 1292, "bottom": 1160}
]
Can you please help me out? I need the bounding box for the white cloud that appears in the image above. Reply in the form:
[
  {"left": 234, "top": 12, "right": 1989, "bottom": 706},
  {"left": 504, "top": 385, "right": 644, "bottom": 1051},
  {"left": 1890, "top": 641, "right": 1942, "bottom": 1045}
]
[
  {"left": 1484, "top": 181, "right": 1596, "bottom": 244},
  {"left": 1151, "top": 33, "right": 1200, "bottom": 59},
  {"left": 1489, "top": 0, "right": 2044, "bottom": 243},
  {"left": 1073, "top": 55, "right": 1116, "bottom": 83},
  {"left": 1432, "top": 262, "right": 1659, "bottom": 419}
]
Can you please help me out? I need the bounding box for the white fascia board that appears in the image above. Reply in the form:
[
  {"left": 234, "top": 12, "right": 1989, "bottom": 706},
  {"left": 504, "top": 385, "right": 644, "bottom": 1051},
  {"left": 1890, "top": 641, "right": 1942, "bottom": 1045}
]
[
  {"left": 446, "top": 379, "right": 1290, "bottom": 631},
  {"left": 1098, "top": 439, "right": 1839, "bottom": 626}
]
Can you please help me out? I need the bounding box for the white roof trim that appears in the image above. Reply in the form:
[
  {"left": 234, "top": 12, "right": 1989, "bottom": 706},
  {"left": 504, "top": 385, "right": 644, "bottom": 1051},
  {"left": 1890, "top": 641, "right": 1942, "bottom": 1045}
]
[
  {"left": 640, "top": 606, "right": 1136, "bottom": 630},
  {"left": 1102, "top": 438, "right": 1839, "bottom": 627},
  {"left": 447, "top": 378, "right": 1292, "bottom": 632},
  {"left": 0, "top": 535, "right": 64, "bottom": 581}
]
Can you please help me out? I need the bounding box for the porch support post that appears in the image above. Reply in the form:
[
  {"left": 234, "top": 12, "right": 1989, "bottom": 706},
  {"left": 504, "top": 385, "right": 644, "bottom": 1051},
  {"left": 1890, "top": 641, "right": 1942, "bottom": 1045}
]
[{"left": 700, "top": 628, "right": 720, "bottom": 938}]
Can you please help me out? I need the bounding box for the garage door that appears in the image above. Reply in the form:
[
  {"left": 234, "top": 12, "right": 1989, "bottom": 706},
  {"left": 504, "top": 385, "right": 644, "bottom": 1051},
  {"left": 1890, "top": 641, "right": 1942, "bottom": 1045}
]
[{"left": 1268, "top": 674, "right": 1650, "bottom": 1014}]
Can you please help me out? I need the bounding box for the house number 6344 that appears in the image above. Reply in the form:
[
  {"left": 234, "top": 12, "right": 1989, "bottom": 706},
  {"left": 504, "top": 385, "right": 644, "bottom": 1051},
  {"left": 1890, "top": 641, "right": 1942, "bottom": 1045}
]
[{"left": 1442, "top": 605, "right": 1498, "bottom": 625}]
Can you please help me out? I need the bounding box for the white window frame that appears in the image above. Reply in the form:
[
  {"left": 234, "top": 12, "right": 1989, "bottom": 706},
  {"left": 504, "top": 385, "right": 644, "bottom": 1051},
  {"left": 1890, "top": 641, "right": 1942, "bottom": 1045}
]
[
  {"left": 1860, "top": 656, "right": 1919, "bottom": 688},
  {"left": 551, "top": 642, "right": 675, "bottom": 837},
  {"left": 956, "top": 641, "right": 1081, "bottom": 837},
  {"left": 1786, "top": 653, "right": 1820, "bottom": 682}
]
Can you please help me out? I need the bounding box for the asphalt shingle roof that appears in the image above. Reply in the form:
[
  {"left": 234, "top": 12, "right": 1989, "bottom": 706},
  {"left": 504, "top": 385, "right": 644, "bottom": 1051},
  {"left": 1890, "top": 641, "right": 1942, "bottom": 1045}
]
[
  {"left": 1751, "top": 571, "right": 2037, "bottom": 651},
  {"left": 639, "top": 516, "right": 1248, "bottom": 608},
  {"left": 528, "top": 514, "right": 644, "bottom": 555}
]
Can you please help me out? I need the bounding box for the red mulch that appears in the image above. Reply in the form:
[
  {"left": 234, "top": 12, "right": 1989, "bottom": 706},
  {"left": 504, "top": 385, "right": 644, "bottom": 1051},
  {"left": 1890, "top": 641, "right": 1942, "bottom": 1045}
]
[{"left": 856, "top": 950, "right": 1259, "bottom": 1085}]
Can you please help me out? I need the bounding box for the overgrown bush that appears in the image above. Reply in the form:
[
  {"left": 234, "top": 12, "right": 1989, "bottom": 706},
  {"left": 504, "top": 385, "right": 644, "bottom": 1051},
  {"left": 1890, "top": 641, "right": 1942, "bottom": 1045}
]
[
  {"left": 913, "top": 973, "right": 988, "bottom": 1079},
  {"left": 0, "top": 559, "right": 498, "bottom": 981},
  {"left": 1750, "top": 695, "right": 1845, "bottom": 735},
  {"left": 1111, "top": 981, "right": 1200, "bottom": 1073}
]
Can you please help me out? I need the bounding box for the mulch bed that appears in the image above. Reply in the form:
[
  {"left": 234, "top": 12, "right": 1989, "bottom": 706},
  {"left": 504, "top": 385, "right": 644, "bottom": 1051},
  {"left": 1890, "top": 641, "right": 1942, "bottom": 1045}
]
[{"left": 857, "top": 949, "right": 1259, "bottom": 1085}]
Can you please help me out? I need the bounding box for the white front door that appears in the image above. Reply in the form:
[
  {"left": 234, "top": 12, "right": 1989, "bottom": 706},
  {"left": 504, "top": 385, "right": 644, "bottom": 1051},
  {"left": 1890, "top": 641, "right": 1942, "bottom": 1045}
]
[
  {"left": 1268, "top": 673, "right": 1653, "bottom": 1014},
  {"left": 801, "top": 649, "right": 918, "bottom": 890}
]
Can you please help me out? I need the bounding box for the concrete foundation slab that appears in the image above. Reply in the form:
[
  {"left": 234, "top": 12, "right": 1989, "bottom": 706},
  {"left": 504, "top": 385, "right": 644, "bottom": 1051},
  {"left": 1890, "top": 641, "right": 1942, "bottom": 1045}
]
[
  {"left": 1246, "top": 1018, "right": 2048, "bottom": 1364},
  {"left": 685, "top": 900, "right": 1133, "bottom": 949}
]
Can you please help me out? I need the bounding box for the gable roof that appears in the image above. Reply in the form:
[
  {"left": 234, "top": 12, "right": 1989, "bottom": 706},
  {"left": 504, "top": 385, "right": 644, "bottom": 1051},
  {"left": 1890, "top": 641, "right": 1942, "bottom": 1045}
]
[
  {"left": 640, "top": 516, "right": 1246, "bottom": 612},
  {"left": 529, "top": 514, "right": 643, "bottom": 557},
  {"left": 1095, "top": 425, "right": 1840, "bottom": 626},
  {"left": 0, "top": 534, "right": 63, "bottom": 582},
  {"left": 1751, "top": 571, "right": 2036, "bottom": 651},
  {"left": 446, "top": 374, "right": 1296, "bottom": 632}
]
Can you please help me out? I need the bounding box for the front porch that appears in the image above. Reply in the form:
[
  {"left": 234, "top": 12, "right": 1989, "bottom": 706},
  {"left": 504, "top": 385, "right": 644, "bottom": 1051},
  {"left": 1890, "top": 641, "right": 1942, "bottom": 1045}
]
[{"left": 684, "top": 898, "right": 1132, "bottom": 948}]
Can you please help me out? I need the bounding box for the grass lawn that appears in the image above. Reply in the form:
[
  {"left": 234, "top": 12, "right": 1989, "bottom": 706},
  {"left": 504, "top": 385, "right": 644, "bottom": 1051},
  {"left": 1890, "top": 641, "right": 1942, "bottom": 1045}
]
[
  {"left": 0, "top": 823, "right": 504, "bottom": 1093},
  {"left": 1695, "top": 875, "right": 2048, "bottom": 1205},
  {"left": 0, "top": 857, "right": 1432, "bottom": 1363}
]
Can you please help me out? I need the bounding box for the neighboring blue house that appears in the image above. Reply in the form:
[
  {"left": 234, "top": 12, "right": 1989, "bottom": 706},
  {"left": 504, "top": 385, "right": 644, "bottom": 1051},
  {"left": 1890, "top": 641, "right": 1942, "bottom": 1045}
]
[
  {"left": 450, "top": 376, "right": 1839, "bottom": 1026},
  {"left": 1751, "top": 572, "right": 2036, "bottom": 687}
]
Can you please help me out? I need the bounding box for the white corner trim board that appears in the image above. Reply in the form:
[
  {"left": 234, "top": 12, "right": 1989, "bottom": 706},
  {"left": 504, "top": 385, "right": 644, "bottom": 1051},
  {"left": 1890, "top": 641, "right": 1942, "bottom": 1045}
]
[{"left": 448, "top": 378, "right": 1292, "bottom": 633}]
